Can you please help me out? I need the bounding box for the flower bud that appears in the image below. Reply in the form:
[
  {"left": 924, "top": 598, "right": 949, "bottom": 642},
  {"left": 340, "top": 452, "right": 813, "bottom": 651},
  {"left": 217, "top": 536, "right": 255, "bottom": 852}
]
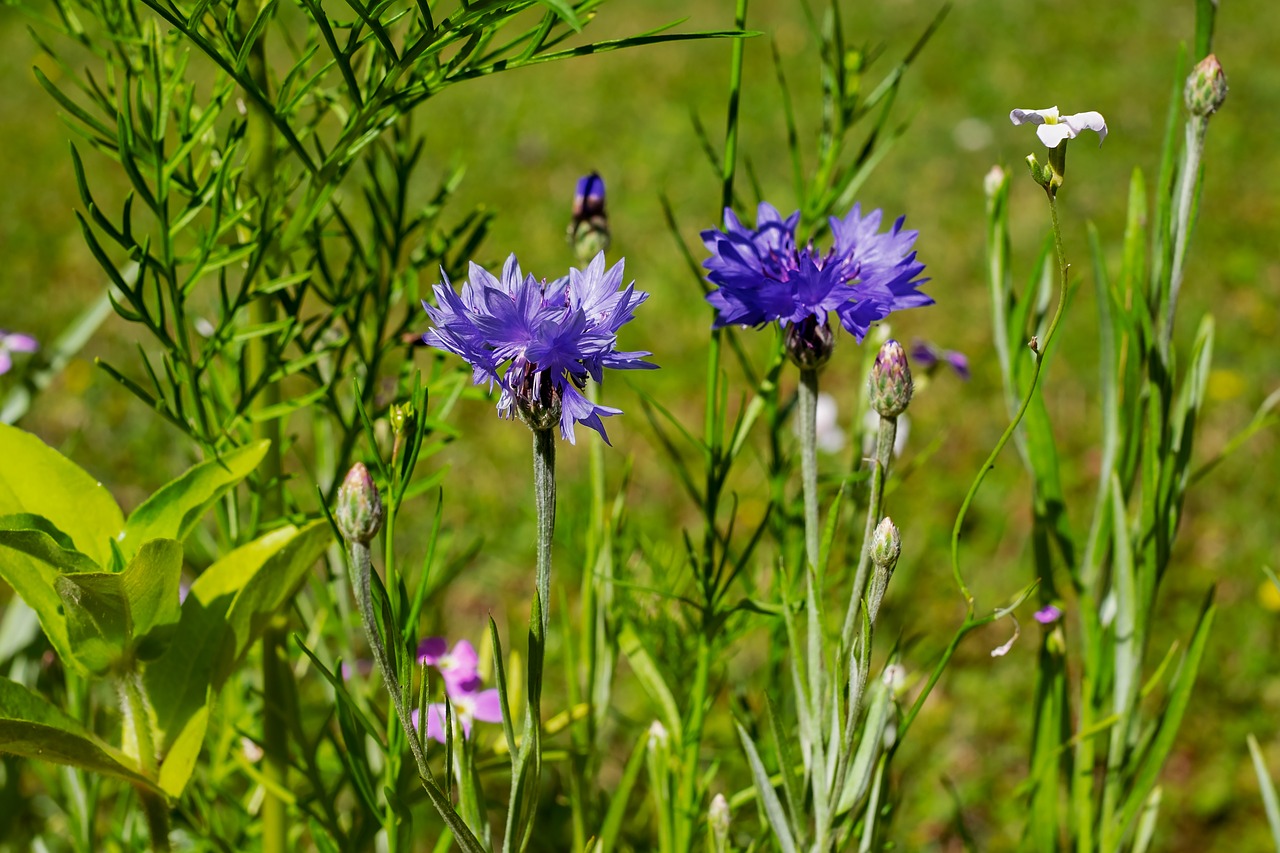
[
  {"left": 568, "top": 172, "right": 611, "bottom": 262},
  {"left": 983, "top": 165, "right": 1007, "bottom": 199},
  {"left": 1185, "top": 54, "right": 1228, "bottom": 117},
  {"left": 335, "top": 463, "right": 384, "bottom": 544},
  {"left": 868, "top": 339, "right": 913, "bottom": 418},
  {"left": 389, "top": 401, "right": 414, "bottom": 435},
  {"left": 708, "top": 793, "right": 730, "bottom": 852},
  {"left": 785, "top": 316, "right": 835, "bottom": 370},
  {"left": 866, "top": 517, "right": 901, "bottom": 624}
]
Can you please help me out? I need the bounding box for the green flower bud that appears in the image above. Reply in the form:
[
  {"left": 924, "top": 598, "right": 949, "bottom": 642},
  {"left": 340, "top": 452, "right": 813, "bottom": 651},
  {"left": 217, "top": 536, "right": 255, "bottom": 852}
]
[
  {"left": 389, "top": 401, "right": 414, "bottom": 435},
  {"left": 1185, "top": 54, "right": 1228, "bottom": 117},
  {"left": 336, "top": 463, "right": 383, "bottom": 544},
  {"left": 868, "top": 339, "right": 913, "bottom": 418},
  {"left": 870, "top": 516, "right": 901, "bottom": 569}
]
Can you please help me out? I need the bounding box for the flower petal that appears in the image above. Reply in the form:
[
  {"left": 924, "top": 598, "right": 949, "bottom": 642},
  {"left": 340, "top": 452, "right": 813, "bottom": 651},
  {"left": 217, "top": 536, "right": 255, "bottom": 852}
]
[
  {"left": 1009, "top": 106, "right": 1058, "bottom": 126},
  {"left": 470, "top": 689, "right": 504, "bottom": 723},
  {"left": 1063, "top": 110, "right": 1107, "bottom": 146},
  {"left": 416, "top": 636, "right": 448, "bottom": 664},
  {"left": 1035, "top": 123, "right": 1074, "bottom": 148}
]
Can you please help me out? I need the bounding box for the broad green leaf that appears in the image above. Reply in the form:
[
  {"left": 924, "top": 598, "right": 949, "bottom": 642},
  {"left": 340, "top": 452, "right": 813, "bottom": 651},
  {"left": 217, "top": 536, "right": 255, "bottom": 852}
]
[
  {"left": 123, "top": 539, "right": 184, "bottom": 661},
  {"left": 145, "top": 521, "right": 330, "bottom": 797},
  {"left": 0, "top": 677, "right": 155, "bottom": 790},
  {"left": 121, "top": 441, "right": 269, "bottom": 558},
  {"left": 55, "top": 572, "right": 130, "bottom": 675},
  {"left": 0, "top": 517, "right": 101, "bottom": 670},
  {"left": 0, "top": 423, "right": 124, "bottom": 566}
]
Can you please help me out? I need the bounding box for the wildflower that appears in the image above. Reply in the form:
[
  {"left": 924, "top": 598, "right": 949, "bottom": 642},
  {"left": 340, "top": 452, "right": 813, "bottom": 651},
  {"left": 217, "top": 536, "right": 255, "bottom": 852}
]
[
  {"left": 417, "top": 637, "right": 482, "bottom": 693},
  {"left": 911, "top": 339, "right": 970, "bottom": 380},
  {"left": 1009, "top": 107, "right": 1108, "bottom": 148},
  {"left": 1034, "top": 604, "right": 1063, "bottom": 625},
  {"left": 701, "top": 202, "right": 930, "bottom": 365},
  {"left": 568, "top": 172, "right": 611, "bottom": 261},
  {"left": 413, "top": 688, "right": 503, "bottom": 744},
  {"left": 0, "top": 330, "right": 37, "bottom": 376},
  {"left": 422, "top": 253, "right": 655, "bottom": 444}
]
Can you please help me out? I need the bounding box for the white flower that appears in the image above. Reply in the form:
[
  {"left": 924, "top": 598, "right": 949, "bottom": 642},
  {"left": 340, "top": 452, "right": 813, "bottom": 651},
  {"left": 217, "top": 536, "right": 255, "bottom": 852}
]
[{"left": 1009, "top": 106, "right": 1107, "bottom": 148}]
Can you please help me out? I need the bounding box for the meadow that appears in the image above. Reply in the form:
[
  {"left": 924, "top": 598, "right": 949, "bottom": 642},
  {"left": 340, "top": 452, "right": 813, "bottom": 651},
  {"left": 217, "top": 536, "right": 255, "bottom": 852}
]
[{"left": 0, "top": 0, "right": 1277, "bottom": 850}]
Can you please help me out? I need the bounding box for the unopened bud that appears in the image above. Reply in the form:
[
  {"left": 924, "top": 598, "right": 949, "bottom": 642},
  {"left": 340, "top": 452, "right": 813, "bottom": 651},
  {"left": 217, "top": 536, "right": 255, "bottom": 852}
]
[
  {"left": 709, "top": 793, "right": 730, "bottom": 852},
  {"left": 785, "top": 316, "right": 835, "bottom": 370},
  {"left": 1185, "top": 54, "right": 1228, "bottom": 117},
  {"left": 868, "top": 339, "right": 912, "bottom": 418},
  {"left": 866, "top": 517, "right": 901, "bottom": 624},
  {"left": 568, "top": 172, "right": 611, "bottom": 262},
  {"left": 389, "top": 401, "right": 414, "bottom": 435},
  {"left": 983, "top": 164, "right": 1007, "bottom": 199},
  {"left": 647, "top": 720, "right": 669, "bottom": 748},
  {"left": 336, "top": 463, "right": 384, "bottom": 544}
]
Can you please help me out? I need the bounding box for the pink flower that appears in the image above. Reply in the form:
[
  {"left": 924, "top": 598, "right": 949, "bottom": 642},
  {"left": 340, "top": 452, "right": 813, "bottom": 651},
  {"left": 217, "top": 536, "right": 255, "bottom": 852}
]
[
  {"left": 0, "top": 331, "right": 38, "bottom": 375},
  {"left": 417, "top": 637, "right": 482, "bottom": 692},
  {"left": 412, "top": 688, "right": 504, "bottom": 743}
]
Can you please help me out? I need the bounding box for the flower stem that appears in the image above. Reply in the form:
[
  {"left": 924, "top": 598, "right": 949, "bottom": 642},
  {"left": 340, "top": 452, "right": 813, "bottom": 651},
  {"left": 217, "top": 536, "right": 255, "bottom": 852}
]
[
  {"left": 840, "top": 414, "right": 896, "bottom": 654},
  {"left": 797, "top": 368, "right": 821, "bottom": 572},
  {"left": 1162, "top": 114, "right": 1208, "bottom": 351},
  {"left": 348, "top": 539, "right": 487, "bottom": 853},
  {"left": 949, "top": 192, "right": 1071, "bottom": 612},
  {"left": 137, "top": 787, "right": 172, "bottom": 853}
]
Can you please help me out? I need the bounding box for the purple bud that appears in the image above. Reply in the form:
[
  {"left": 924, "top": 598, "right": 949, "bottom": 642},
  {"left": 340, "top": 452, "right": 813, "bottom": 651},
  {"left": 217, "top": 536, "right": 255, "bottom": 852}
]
[
  {"left": 1034, "top": 604, "right": 1063, "bottom": 625},
  {"left": 785, "top": 316, "right": 835, "bottom": 370},
  {"left": 869, "top": 339, "right": 913, "bottom": 418},
  {"left": 335, "top": 463, "right": 383, "bottom": 544},
  {"left": 569, "top": 172, "right": 610, "bottom": 262}
]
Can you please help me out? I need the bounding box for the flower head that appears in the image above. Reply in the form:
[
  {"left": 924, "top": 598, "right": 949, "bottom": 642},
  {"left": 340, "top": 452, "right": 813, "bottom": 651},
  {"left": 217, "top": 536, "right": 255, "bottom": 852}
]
[
  {"left": 1009, "top": 107, "right": 1108, "bottom": 148},
  {"left": 417, "top": 637, "right": 482, "bottom": 693},
  {"left": 1034, "top": 604, "right": 1064, "bottom": 625},
  {"left": 422, "top": 253, "right": 655, "bottom": 444},
  {"left": 413, "top": 688, "right": 503, "bottom": 744},
  {"left": 701, "top": 202, "right": 930, "bottom": 351},
  {"left": 335, "top": 463, "right": 383, "bottom": 545},
  {"left": 0, "top": 331, "right": 38, "bottom": 376}
]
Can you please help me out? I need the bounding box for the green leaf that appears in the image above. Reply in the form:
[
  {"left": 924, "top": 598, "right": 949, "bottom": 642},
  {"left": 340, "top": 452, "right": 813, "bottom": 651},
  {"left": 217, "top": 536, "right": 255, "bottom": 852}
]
[
  {"left": 595, "top": 728, "right": 649, "bottom": 853},
  {"left": 618, "top": 621, "right": 682, "bottom": 750},
  {"left": 55, "top": 572, "right": 131, "bottom": 675},
  {"left": 0, "top": 677, "right": 155, "bottom": 790},
  {"left": 121, "top": 441, "right": 269, "bottom": 558},
  {"left": 736, "top": 721, "right": 798, "bottom": 853},
  {"left": 144, "top": 521, "right": 330, "bottom": 797},
  {"left": 535, "top": 0, "right": 581, "bottom": 30},
  {"left": 0, "top": 423, "right": 124, "bottom": 566},
  {"left": 122, "top": 539, "right": 184, "bottom": 661},
  {"left": 1247, "top": 734, "right": 1280, "bottom": 850},
  {"left": 0, "top": 517, "right": 101, "bottom": 671}
]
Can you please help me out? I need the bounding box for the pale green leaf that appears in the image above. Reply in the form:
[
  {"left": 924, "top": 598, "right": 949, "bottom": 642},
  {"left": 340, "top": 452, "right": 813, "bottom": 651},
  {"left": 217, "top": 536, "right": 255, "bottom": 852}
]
[{"left": 0, "top": 423, "right": 124, "bottom": 566}]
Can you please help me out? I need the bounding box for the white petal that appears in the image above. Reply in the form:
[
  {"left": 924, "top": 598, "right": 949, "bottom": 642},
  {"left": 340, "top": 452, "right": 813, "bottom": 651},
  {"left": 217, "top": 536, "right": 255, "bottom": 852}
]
[
  {"left": 1063, "top": 110, "right": 1108, "bottom": 145},
  {"left": 1009, "top": 106, "right": 1058, "bottom": 126},
  {"left": 1035, "top": 123, "right": 1074, "bottom": 148}
]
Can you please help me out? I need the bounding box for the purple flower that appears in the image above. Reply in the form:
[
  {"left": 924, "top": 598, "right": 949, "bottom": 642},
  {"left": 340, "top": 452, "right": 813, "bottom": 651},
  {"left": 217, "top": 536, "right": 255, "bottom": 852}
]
[
  {"left": 417, "top": 637, "right": 482, "bottom": 693},
  {"left": 412, "top": 688, "right": 504, "bottom": 744},
  {"left": 0, "top": 331, "right": 38, "bottom": 376},
  {"left": 910, "top": 339, "right": 970, "bottom": 380},
  {"left": 423, "top": 253, "right": 654, "bottom": 444},
  {"left": 701, "top": 202, "right": 931, "bottom": 342},
  {"left": 1034, "top": 605, "right": 1063, "bottom": 625}
]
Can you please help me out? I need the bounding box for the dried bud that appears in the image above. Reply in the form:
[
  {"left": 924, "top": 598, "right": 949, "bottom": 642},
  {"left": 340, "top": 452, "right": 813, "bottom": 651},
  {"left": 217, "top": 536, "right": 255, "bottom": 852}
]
[
  {"left": 1185, "top": 54, "right": 1228, "bottom": 117},
  {"left": 336, "top": 463, "right": 384, "bottom": 544},
  {"left": 708, "top": 793, "right": 731, "bottom": 852},
  {"left": 568, "top": 172, "right": 611, "bottom": 262},
  {"left": 868, "top": 339, "right": 913, "bottom": 417}
]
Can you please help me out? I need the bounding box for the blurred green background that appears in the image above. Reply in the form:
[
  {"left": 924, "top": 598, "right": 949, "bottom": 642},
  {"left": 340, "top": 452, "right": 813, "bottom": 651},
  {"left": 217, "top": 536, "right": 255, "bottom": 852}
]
[{"left": 2, "top": 0, "right": 1277, "bottom": 849}]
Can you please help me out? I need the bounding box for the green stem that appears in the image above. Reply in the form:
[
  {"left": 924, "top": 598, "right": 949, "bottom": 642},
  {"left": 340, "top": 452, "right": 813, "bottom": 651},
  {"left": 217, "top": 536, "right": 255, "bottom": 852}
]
[
  {"left": 675, "top": 634, "right": 713, "bottom": 852},
  {"left": 137, "top": 787, "right": 172, "bottom": 853},
  {"left": 797, "top": 368, "right": 821, "bottom": 572},
  {"left": 840, "top": 414, "right": 895, "bottom": 655},
  {"left": 949, "top": 192, "right": 1070, "bottom": 612},
  {"left": 1162, "top": 115, "right": 1207, "bottom": 350},
  {"left": 349, "top": 540, "right": 488, "bottom": 853}
]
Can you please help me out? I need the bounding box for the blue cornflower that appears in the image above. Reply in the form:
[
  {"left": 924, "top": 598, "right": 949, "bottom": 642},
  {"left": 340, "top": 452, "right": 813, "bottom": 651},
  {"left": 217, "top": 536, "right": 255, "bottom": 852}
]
[
  {"left": 701, "top": 202, "right": 931, "bottom": 363},
  {"left": 423, "top": 252, "right": 654, "bottom": 445}
]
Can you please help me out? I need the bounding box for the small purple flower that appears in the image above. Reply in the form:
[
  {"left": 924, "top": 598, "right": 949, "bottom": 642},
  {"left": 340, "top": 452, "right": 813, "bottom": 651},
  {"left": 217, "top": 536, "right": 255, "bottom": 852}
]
[
  {"left": 418, "top": 637, "right": 482, "bottom": 693},
  {"left": 701, "top": 202, "right": 931, "bottom": 344},
  {"left": 0, "top": 331, "right": 38, "bottom": 376},
  {"left": 911, "top": 339, "right": 970, "bottom": 380},
  {"left": 423, "top": 253, "right": 655, "bottom": 444},
  {"left": 1034, "top": 605, "right": 1063, "bottom": 625},
  {"left": 412, "top": 688, "right": 504, "bottom": 743}
]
